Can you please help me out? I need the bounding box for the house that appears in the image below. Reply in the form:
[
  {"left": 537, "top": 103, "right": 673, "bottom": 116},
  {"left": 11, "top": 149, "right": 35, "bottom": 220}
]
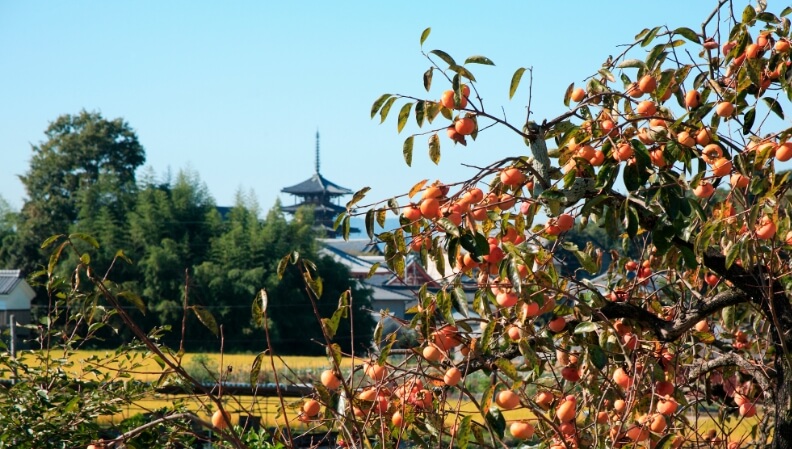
[{"left": 0, "top": 269, "right": 35, "bottom": 336}]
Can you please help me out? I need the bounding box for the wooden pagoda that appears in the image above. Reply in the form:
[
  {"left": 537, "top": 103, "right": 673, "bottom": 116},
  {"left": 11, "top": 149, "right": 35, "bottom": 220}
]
[{"left": 281, "top": 131, "right": 354, "bottom": 238}]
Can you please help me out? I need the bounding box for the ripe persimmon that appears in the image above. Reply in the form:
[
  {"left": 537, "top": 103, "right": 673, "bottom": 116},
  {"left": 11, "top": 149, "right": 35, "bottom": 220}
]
[
  {"left": 495, "top": 390, "right": 521, "bottom": 410},
  {"left": 638, "top": 74, "right": 657, "bottom": 94},
  {"left": 685, "top": 90, "right": 701, "bottom": 109},
  {"left": 303, "top": 399, "right": 321, "bottom": 417},
  {"left": 555, "top": 395, "right": 576, "bottom": 422},
  {"left": 570, "top": 87, "right": 586, "bottom": 102},
  {"left": 500, "top": 167, "right": 526, "bottom": 186},
  {"left": 548, "top": 316, "right": 567, "bottom": 333},
  {"left": 443, "top": 366, "right": 462, "bottom": 386},
  {"left": 509, "top": 421, "right": 535, "bottom": 439},
  {"left": 320, "top": 370, "right": 342, "bottom": 390},
  {"left": 693, "top": 182, "right": 714, "bottom": 198},
  {"left": 364, "top": 362, "right": 388, "bottom": 381},
  {"left": 776, "top": 142, "right": 792, "bottom": 162},
  {"left": 711, "top": 158, "right": 732, "bottom": 177},
  {"left": 756, "top": 215, "right": 777, "bottom": 240},
  {"left": 422, "top": 344, "right": 444, "bottom": 362},
  {"left": 211, "top": 409, "right": 231, "bottom": 430},
  {"left": 455, "top": 117, "right": 475, "bottom": 135},
  {"left": 419, "top": 198, "right": 440, "bottom": 219},
  {"left": 730, "top": 173, "right": 749, "bottom": 188},
  {"left": 440, "top": 89, "right": 468, "bottom": 110},
  {"left": 715, "top": 101, "right": 735, "bottom": 117},
  {"left": 614, "top": 142, "right": 634, "bottom": 161},
  {"left": 636, "top": 100, "right": 657, "bottom": 117},
  {"left": 402, "top": 204, "right": 422, "bottom": 221}
]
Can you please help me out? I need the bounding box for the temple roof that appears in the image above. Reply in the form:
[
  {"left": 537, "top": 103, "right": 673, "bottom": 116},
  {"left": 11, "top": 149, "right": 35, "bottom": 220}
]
[
  {"left": 280, "top": 201, "right": 346, "bottom": 214},
  {"left": 281, "top": 173, "right": 352, "bottom": 197}
]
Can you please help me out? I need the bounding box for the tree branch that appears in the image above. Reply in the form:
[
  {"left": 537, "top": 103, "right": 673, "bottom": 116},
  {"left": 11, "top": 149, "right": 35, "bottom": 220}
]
[
  {"left": 598, "top": 287, "right": 750, "bottom": 342},
  {"left": 687, "top": 353, "right": 775, "bottom": 406}
]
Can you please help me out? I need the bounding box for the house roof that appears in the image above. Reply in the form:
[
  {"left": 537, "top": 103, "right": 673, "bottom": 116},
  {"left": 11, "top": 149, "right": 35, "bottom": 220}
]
[
  {"left": 281, "top": 173, "right": 352, "bottom": 197},
  {"left": 321, "top": 239, "right": 383, "bottom": 256},
  {"left": 0, "top": 270, "right": 23, "bottom": 295}
]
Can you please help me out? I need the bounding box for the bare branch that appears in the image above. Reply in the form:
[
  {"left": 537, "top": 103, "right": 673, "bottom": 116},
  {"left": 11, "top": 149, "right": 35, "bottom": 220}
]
[{"left": 687, "top": 353, "right": 774, "bottom": 405}]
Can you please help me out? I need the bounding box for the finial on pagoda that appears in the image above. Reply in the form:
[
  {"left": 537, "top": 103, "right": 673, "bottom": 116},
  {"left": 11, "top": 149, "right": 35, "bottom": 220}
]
[{"left": 315, "top": 129, "right": 320, "bottom": 174}]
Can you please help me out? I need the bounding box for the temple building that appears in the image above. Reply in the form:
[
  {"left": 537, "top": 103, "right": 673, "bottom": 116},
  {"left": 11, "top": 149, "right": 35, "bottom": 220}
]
[{"left": 280, "top": 131, "right": 354, "bottom": 238}]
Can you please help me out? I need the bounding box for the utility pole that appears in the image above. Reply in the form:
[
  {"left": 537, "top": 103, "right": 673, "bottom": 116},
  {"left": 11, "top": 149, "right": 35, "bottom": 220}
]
[{"left": 9, "top": 314, "right": 17, "bottom": 383}]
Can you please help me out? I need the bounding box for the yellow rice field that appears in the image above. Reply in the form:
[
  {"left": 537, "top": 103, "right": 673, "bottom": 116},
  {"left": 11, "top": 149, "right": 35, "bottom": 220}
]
[{"left": 7, "top": 350, "right": 762, "bottom": 443}]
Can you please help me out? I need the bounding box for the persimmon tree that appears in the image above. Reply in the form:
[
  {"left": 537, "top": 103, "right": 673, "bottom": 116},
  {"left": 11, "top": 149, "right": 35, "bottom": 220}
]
[{"left": 324, "top": 1, "right": 792, "bottom": 448}]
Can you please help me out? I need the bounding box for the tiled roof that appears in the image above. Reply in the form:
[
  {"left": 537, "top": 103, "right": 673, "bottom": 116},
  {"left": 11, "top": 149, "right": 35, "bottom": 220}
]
[
  {"left": 0, "top": 270, "right": 23, "bottom": 295},
  {"left": 281, "top": 173, "right": 352, "bottom": 196}
]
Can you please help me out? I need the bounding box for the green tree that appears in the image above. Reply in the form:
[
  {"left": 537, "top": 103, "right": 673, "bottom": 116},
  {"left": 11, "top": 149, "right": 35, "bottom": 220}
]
[
  {"left": 343, "top": 2, "right": 792, "bottom": 447},
  {"left": 10, "top": 111, "right": 145, "bottom": 276},
  {"left": 195, "top": 201, "right": 375, "bottom": 354}
]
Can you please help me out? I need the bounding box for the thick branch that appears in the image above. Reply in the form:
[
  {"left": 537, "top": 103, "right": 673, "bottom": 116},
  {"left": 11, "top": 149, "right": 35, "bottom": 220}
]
[
  {"left": 599, "top": 288, "right": 750, "bottom": 342},
  {"left": 687, "top": 353, "right": 774, "bottom": 405}
]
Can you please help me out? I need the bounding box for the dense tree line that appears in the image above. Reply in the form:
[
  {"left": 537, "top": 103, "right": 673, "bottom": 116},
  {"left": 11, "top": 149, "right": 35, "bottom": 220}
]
[{"left": 0, "top": 110, "right": 374, "bottom": 353}]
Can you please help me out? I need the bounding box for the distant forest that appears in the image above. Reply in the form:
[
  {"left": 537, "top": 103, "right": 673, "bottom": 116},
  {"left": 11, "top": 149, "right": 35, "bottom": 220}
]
[{"left": 0, "top": 111, "right": 374, "bottom": 354}]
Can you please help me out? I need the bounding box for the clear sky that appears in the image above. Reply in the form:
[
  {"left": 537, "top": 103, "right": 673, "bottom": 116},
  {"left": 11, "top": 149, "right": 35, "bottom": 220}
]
[{"left": 0, "top": 1, "right": 723, "bottom": 215}]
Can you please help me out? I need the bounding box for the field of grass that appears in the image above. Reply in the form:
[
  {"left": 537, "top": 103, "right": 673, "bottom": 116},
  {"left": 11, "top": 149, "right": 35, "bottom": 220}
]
[{"left": 8, "top": 350, "right": 763, "bottom": 443}]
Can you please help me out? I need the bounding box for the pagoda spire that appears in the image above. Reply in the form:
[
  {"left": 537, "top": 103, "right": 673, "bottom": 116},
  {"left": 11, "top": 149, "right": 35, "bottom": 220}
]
[{"left": 315, "top": 129, "right": 320, "bottom": 174}]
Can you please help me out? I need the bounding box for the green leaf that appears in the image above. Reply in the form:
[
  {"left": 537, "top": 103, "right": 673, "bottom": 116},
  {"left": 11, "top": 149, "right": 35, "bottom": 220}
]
[
  {"left": 79, "top": 253, "right": 91, "bottom": 265},
  {"left": 674, "top": 27, "right": 699, "bottom": 43},
  {"left": 250, "top": 351, "right": 265, "bottom": 385},
  {"left": 415, "top": 100, "right": 426, "bottom": 127},
  {"left": 423, "top": 67, "right": 433, "bottom": 92},
  {"left": 574, "top": 322, "right": 599, "bottom": 334},
  {"left": 420, "top": 27, "right": 431, "bottom": 46},
  {"left": 277, "top": 253, "right": 290, "bottom": 279},
  {"left": 40, "top": 234, "right": 64, "bottom": 249},
  {"left": 742, "top": 107, "right": 756, "bottom": 135},
  {"left": 782, "top": 6, "right": 792, "bottom": 17},
  {"left": 742, "top": 4, "right": 756, "bottom": 23},
  {"left": 563, "top": 82, "right": 574, "bottom": 107},
  {"left": 722, "top": 305, "right": 736, "bottom": 329},
  {"left": 509, "top": 67, "right": 526, "bottom": 99},
  {"left": 365, "top": 209, "right": 375, "bottom": 240},
  {"left": 465, "top": 55, "right": 495, "bottom": 65},
  {"left": 456, "top": 415, "right": 473, "bottom": 449},
  {"left": 304, "top": 271, "right": 324, "bottom": 298},
  {"left": 379, "top": 96, "right": 398, "bottom": 123},
  {"left": 428, "top": 133, "right": 440, "bottom": 164},
  {"left": 480, "top": 319, "right": 496, "bottom": 354},
  {"left": 437, "top": 217, "right": 460, "bottom": 237},
  {"left": 449, "top": 64, "right": 476, "bottom": 82},
  {"left": 485, "top": 407, "right": 506, "bottom": 440},
  {"left": 191, "top": 305, "right": 218, "bottom": 336},
  {"left": 366, "top": 262, "right": 380, "bottom": 279},
  {"left": 589, "top": 345, "right": 607, "bottom": 370},
  {"left": 252, "top": 289, "right": 268, "bottom": 328},
  {"left": 397, "top": 102, "right": 413, "bottom": 133},
  {"left": 452, "top": 285, "right": 469, "bottom": 318},
  {"left": 403, "top": 135, "right": 414, "bottom": 167},
  {"left": 655, "top": 434, "right": 678, "bottom": 449},
  {"left": 617, "top": 58, "right": 647, "bottom": 70},
  {"left": 763, "top": 97, "right": 785, "bottom": 119},
  {"left": 370, "top": 94, "right": 392, "bottom": 119},
  {"left": 641, "top": 26, "right": 661, "bottom": 47},
  {"left": 327, "top": 343, "right": 342, "bottom": 367},
  {"left": 494, "top": 358, "right": 520, "bottom": 381},
  {"left": 69, "top": 232, "right": 99, "bottom": 248},
  {"left": 346, "top": 187, "right": 370, "bottom": 209},
  {"left": 429, "top": 49, "right": 456, "bottom": 67},
  {"left": 725, "top": 239, "right": 742, "bottom": 269},
  {"left": 118, "top": 291, "right": 146, "bottom": 315}
]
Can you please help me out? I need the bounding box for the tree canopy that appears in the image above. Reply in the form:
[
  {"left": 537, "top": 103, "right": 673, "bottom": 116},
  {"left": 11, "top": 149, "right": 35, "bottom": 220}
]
[{"left": 339, "top": 2, "right": 792, "bottom": 447}]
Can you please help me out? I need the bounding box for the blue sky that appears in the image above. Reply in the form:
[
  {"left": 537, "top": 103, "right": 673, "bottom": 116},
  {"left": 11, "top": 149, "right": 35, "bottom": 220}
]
[{"left": 0, "top": 2, "right": 722, "bottom": 215}]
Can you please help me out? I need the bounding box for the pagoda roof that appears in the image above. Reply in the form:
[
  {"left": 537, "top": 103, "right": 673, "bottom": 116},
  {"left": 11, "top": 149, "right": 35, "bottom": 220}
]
[
  {"left": 281, "top": 173, "right": 352, "bottom": 197},
  {"left": 281, "top": 201, "right": 346, "bottom": 214}
]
